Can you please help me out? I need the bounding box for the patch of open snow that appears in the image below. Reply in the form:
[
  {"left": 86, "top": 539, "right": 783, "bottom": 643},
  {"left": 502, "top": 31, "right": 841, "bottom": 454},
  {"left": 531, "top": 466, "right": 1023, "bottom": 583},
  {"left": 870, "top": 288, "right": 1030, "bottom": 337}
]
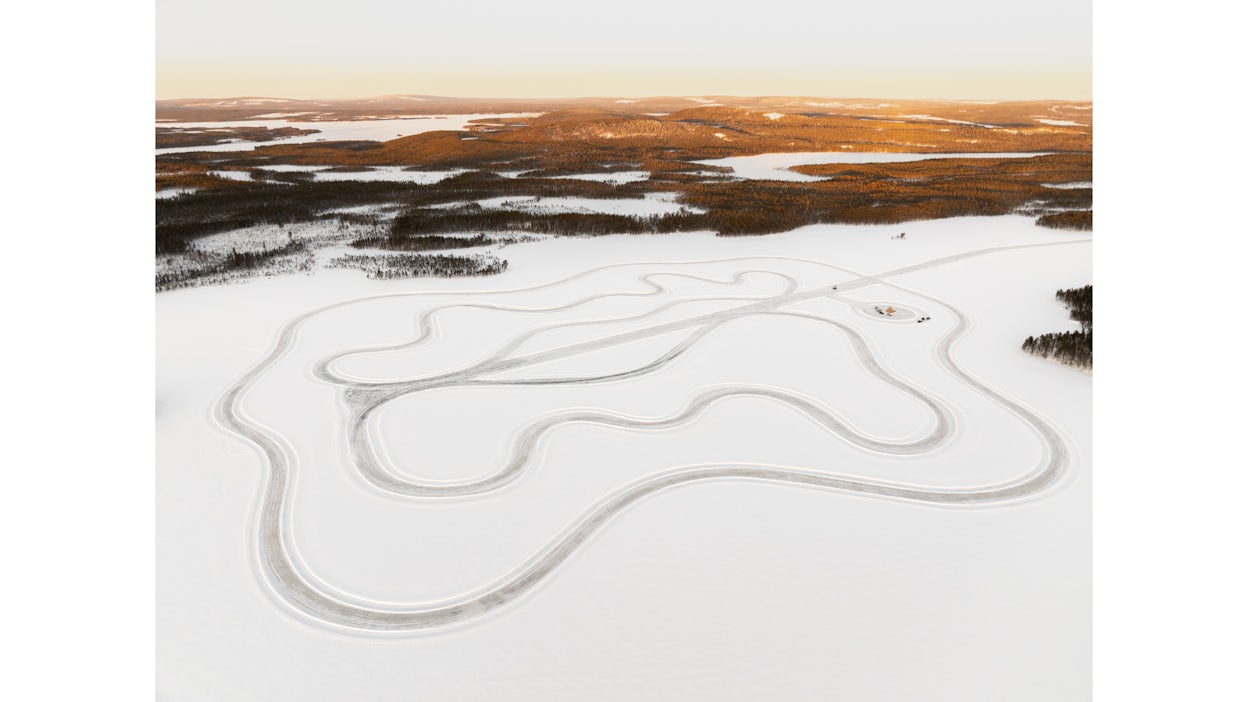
[
  {"left": 764, "top": 113, "right": 784, "bottom": 120},
  {"left": 1034, "top": 118, "right": 1086, "bottom": 127},
  {"left": 714, "top": 133, "right": 726, "bottom": 139},
  {"left": 1041, "top": 181, "right": 1093, "bottom": 189},
  {"left": 615, "top": 99, "right": 638, "bottom": 104},
  {"left": 208, "top": 170, "right": 253, "bottom": 181}
]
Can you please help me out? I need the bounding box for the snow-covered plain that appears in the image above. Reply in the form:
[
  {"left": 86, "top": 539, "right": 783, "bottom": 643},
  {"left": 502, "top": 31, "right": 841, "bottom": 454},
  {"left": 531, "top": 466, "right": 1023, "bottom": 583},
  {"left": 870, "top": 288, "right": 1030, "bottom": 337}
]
[
  {"left": 157, "top": 216, "right": 1090, "bottom": 700},
  {"left": 697, "top": 151, "right": 1056, "bottom": 181}
]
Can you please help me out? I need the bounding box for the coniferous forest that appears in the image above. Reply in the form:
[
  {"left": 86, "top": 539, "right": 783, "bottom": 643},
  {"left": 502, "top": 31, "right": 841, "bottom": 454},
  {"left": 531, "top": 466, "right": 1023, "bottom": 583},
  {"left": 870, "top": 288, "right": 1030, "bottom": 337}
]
[{"left": 1022, "top": 285, "right": 1092, "bottom": 369}]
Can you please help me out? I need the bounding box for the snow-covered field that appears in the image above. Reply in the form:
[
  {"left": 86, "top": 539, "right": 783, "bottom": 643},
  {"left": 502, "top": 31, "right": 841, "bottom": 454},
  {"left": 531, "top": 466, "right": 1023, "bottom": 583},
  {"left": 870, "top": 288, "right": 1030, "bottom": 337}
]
[
  {"left": 156, "top": 216, "right": 1090, "bottom": 700},
  {"left": 697, "top": 151, "right": 1056, "bottom": 181}
]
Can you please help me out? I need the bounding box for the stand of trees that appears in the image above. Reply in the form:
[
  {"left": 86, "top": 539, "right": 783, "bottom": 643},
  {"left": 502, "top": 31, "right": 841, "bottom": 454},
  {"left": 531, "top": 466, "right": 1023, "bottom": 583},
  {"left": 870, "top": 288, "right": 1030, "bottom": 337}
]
[
  {"left": 1036, "top": 210, "right": 1093, "bottom": 230},
  {"left": 1022, "top": 285, "right": 1092, "bottom": 369},
  {"left": 350, "top": 233, "right": 496, "bottom": 252},
  {"left": 328, "top": 253, "right": 508, "bottom": 279}
]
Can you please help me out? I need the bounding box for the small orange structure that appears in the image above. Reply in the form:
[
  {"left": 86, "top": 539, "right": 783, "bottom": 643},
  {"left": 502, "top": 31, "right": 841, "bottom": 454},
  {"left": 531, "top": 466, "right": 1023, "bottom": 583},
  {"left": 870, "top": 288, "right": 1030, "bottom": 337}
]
[{"left": 885, "top": 306, "right": 895, "bottom": 315}]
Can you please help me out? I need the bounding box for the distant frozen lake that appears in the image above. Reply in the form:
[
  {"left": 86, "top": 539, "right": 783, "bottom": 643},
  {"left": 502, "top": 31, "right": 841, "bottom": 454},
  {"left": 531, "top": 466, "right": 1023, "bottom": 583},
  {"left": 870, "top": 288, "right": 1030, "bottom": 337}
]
[
  {"left": 697, "top": 151, "right": 1055, "bottom": 181},
  {"left": 311, "top": 166, "right": 467, "bottom": 184},
  {"left": 155, "top": 113, "right": 540, "bottom": 155}
]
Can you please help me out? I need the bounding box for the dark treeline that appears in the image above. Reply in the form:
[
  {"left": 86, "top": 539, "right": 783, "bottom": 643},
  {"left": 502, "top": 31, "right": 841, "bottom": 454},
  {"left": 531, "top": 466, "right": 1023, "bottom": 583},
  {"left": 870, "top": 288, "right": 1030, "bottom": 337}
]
[
  {"left": 328, "top": 253, "right": 508, "bottom": 279},
  {"left": 385, "top": 205, "right": 705, "bottom": 238},
  {"left": 155, "top": 126, "right": 319, "bottom": 149},
  {"left": 1036, "top": 210, "right": 1093, "bottom": 230},
  {"left": 157, "top": 157, "right": 1093, "bottom": 255},
  {"left": 156, "top": 181, "right": 433, "bottom": 253},
  {"left": 349, "top": 233, "right": 496, "bottom": 252},
  {"left": 681, "top": 165, "right": 1093, "bottom": 236},
  {"left": 156, "top": 241, "right": 310, "bottom": 292},
  {"left": 154, "top": 172, "right": 664, "bottom": 253},
  {"left": 1022, "top": 285, "right": 1093, "bottom": 369},
  {"left": 1056, "top": 285, "right": 1092, "bottom": 331},
  {"left": 227, "top": 241, "right": 305, "bottom": 269}
]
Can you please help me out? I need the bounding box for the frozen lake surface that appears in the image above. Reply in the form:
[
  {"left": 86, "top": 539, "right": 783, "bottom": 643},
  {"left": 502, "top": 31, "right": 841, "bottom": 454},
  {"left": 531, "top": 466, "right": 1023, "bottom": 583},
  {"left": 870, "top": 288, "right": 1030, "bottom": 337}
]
[
  {"left": 697, "top": 151, "right": 1055, "bottom": 181},
  {"left": 155, "top": 113, "right": 540, "bottom": 155},
  {"left": 438, "top": 192, "right": 700, "bottom": 217},
  {"left": 157, "top": 216, "right": 1090, "bottom": 701}
]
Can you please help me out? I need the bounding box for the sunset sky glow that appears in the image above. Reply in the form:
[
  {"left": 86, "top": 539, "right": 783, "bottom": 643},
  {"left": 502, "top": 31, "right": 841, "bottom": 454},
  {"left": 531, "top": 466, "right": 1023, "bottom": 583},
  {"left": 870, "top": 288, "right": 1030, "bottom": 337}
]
[{"left": 156, "top": 0, "right": 1091, "bottom": 100}]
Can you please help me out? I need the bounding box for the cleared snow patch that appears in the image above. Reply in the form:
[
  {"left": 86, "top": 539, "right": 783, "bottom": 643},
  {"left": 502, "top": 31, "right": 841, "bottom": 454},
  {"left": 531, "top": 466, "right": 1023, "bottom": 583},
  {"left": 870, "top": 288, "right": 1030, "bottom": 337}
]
[{"left": 1034, "top": 118, "right": 1086, "bottom": 127}]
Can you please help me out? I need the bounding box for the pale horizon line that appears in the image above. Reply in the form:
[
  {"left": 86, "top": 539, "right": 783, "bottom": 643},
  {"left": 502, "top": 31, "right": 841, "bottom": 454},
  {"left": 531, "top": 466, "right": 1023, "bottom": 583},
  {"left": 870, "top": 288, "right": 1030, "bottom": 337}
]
[{"left": 156, "top": 92, "right": 1093, "bottom": 103}]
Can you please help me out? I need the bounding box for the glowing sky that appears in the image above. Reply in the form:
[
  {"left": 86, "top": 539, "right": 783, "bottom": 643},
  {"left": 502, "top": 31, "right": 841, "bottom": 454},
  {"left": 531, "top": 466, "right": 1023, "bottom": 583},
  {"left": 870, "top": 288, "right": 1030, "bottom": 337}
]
[{"left": 156, "top": 0, "right": 1091, "bottom": 100}]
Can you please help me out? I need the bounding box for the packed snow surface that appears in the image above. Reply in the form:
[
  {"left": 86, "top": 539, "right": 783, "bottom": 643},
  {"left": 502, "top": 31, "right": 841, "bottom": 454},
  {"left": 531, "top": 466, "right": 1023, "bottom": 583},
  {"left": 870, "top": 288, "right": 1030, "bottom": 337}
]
[
  {"left": 158, "top": 216, "right": 1089, "bottom": 701},
  {"left": 697, "top": 151, "right": 1054, "bottom": 181}
]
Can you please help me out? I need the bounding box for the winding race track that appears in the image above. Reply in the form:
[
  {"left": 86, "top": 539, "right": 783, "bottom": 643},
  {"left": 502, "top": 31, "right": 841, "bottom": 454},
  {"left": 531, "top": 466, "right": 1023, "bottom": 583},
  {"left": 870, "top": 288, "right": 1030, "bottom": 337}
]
[{"left": 216, "top": 240, "right": 1089, "bottom": 632}]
